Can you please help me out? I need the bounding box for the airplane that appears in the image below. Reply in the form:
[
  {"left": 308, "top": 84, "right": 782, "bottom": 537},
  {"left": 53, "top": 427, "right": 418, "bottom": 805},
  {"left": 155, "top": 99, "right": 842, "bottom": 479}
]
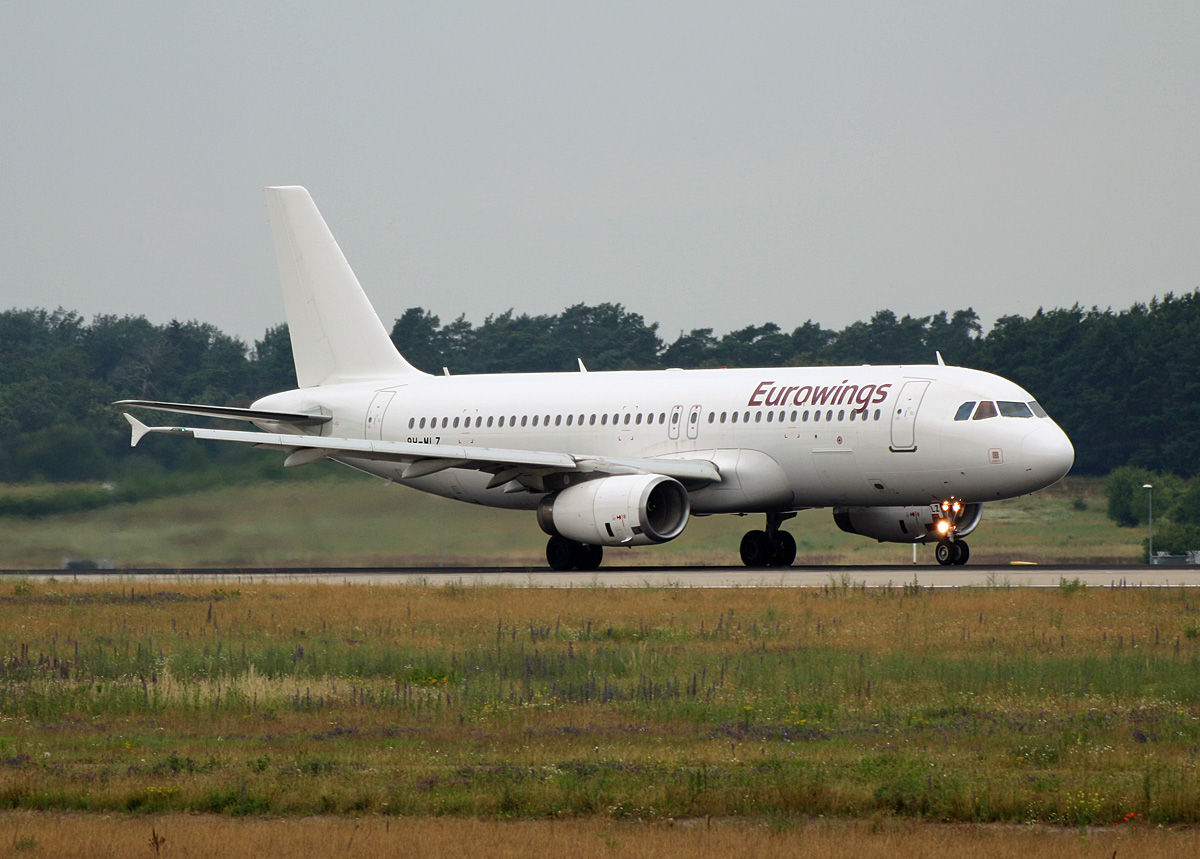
[{"left": 118, "top": 186, "right": 1074, "bottom": 570}]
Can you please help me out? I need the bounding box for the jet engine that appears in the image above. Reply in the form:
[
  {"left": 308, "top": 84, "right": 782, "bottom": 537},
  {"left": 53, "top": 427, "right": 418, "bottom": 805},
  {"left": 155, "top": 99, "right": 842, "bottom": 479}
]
[
  {"left": 537, "top": 474, "right": 690, "bottom": 547},
  {"left": 833, "top": 502, "right": 983, "bottom": 543}
]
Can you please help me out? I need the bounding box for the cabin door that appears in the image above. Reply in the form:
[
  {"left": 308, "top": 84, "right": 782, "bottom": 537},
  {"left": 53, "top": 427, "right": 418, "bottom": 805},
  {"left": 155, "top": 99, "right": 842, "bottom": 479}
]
[
  {"left": 889, "top": 381, "right": 929, "bottom": 452},
  {"left": 365, "top": 391, "right": 396, "bottom": 440}
]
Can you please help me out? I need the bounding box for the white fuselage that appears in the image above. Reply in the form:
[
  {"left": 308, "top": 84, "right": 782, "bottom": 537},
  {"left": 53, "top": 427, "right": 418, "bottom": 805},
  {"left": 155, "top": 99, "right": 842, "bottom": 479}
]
[{"left": 254, "top": 362, "right": 1074, "bottom": 514}]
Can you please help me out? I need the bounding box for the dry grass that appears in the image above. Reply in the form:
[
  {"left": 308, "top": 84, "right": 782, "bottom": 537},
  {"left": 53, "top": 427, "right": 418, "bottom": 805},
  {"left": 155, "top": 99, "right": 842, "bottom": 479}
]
[
  {"left": 0, "top": 582, "right": 1198, "bottom": 825},
  {"left": 0, "top": 812, "right": 1192, "bottom": 858}
]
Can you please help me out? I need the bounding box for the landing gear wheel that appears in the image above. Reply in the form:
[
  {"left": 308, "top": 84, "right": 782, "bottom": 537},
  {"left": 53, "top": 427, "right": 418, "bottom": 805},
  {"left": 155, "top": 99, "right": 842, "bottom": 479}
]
[
  {"left": 576, "top": 543, "right": 604, "bottom": 571},
  {"left": 546, "top": 536, "right": 580, "bottom": 571},
  {"left": 740, "top": 530, "right": 773, "bottom": 567},
  {"left": 952, "top": 540, "right": 970, "bottom": 566},
  {"left": 769, "top": 531, "right": 797, "bottom": 567},
  {"left": 935, "top": 540, "right": 955, "bottom": 566}
]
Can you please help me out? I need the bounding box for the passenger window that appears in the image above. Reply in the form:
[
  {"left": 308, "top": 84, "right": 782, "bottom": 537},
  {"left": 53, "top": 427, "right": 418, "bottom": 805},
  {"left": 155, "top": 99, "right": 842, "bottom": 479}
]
[
  {"left": 849, "top": 411, "right": 856, "bottom": 422},
  {"left": 453, "top": 417, "right": 460, "bottom": 428},
  {"left": 814, "top": 410, "right": 821, "bottom": 422},
  {"left": 998, "top": 401, "right": 1034, "bottom": 418},
  {"left": 408, "top": 418, "right": 415, "bottom": 429},
  {"left": 566, "top": 414, "right": 573, "bottom": 426},
  {"left": 521, "top": 416, "right": 529, "bottom": 427},
  {"left": 707, "top": 412, "right": 714, "bottom": 423},
  {"left": 790, "top": 411, "right": 797, "bottom": 422},
  {"left": 743, "top": 411, "right": 750, "bottom": 423},
  {"left": 826, "top": 410, "right": 833, "bottom": 421},
  {"left": 731, "top": 412, "right": 738, "bottom": 423},
  {"left": 636, "top": 413, "right": 643, "bottom": 425},
  {"left": 555, "top": 415, "right": 562, "bottom": 426},
  {"left": 419, "top": 418, "right": 426, "bottom": 429},
  {"left": 441, "top": 417, "right": 448, "bottom": 429},
  {"left": 589, "top": 414, "right": 596, "bottom": 425},
  {"left": 720, "top": 412, "right": 727, "bottom": 423},
  {"left": 672, "top": 412, "right": 679, "bottom": 424},
  {"left": 802, "top": 410, "right": 809, "bottom": 421},
  {"left": 766, "top": 411, "right": 773, "bottom": 422},
  {"left": 487, "top": 416, "right": 494, "bottom": 427},
  {"left": 624, "top": 413, "right": 631, "bottom": 425},
  {"left": 755, "top": 411, "right": 762, "bottom": 423},
  {"left": 874, "top": 409, "right": 881, "bottom": 420},
  {"left": 838, "top": 410, "right": 844, "bottom": 421},
  {"left": 954, "top": 402, "right": 975, "bottom": 421},
  {"left": 601, "top": 414, "right": 608, "bottom": 425},
  {"left": 973, "top": 401, "right": 998, "bottom": 420}
]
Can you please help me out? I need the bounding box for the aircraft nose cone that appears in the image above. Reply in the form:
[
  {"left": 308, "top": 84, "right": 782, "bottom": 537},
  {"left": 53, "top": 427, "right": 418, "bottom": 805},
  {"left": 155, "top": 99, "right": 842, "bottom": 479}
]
[{"left": 1022, "top": 423, "right": 1074, "bottom": 485}]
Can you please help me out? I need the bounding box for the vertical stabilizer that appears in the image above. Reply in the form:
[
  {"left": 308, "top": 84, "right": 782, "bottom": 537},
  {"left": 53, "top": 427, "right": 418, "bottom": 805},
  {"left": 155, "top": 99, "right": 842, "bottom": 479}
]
[{"left": 266, "top": 186, "right": 424, "bottom": 387}]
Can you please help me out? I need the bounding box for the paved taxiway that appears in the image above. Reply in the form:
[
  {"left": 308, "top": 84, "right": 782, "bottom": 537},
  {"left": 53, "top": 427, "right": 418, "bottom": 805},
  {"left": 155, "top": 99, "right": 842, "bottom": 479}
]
[{"left": 12, "top": 565, "right": 1200, "bottom": 587}]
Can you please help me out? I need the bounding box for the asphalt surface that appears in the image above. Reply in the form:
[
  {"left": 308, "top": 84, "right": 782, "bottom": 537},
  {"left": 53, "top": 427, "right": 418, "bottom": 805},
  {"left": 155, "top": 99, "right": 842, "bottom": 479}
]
[{"left": 9, "top": 564, "right": 1200, "bottom": 587}]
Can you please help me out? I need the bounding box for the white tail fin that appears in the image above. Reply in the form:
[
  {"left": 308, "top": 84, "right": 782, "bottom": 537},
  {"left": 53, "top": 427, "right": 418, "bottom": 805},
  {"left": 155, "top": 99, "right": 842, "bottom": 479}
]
[{"left": 266, "top": 186, "right": 425, "bottom": 387}]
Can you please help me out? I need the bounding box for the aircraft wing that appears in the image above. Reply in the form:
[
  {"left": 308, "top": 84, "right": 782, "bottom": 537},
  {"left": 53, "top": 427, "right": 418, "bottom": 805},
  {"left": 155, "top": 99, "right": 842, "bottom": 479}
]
[{"left": 122, "top": 414, "right": 721, "bottom": 489}]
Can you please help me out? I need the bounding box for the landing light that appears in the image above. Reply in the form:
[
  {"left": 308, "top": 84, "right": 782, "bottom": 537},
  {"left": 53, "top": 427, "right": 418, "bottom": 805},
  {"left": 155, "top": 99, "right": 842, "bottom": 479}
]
[{"left": 936, "top": 520, "right": 951, "bottom": 535}]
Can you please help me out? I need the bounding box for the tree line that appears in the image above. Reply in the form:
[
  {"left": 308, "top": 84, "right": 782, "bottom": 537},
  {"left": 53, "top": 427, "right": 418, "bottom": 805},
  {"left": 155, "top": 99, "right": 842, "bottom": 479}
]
[{"left": 2, "top": 291, "right": 1199, "bottom": 483}]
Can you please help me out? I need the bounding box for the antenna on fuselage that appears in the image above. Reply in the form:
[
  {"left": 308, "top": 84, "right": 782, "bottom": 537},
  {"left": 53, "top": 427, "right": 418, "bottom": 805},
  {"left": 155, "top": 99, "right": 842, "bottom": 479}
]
[
  {"left": 936, "top": 351, "right": 946, "bottom": 366},
  {"left": 577, "top": 358, "right": 588, "bottom": 372}
]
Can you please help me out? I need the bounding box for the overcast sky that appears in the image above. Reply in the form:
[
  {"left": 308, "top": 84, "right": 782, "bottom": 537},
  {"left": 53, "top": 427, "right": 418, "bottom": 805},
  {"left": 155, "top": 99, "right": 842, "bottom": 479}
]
[{"left": 2, "top": 2, "right": 1197, "bottom": 348}]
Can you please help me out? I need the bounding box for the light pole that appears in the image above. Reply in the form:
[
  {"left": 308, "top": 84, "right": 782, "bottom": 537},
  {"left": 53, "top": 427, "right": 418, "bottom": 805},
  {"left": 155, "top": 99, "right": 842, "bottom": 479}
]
[{"left": 1142, "top": 483, "right": 1153, "bottom": 564}]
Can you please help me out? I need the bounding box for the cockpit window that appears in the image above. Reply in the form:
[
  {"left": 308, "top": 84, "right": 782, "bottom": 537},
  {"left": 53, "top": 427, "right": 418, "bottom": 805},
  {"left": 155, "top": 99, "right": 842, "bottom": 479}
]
[
  {"left": 972, "top": 401, "right": 998, "bottom": 420},
  {"left": 1028, "top": 401, "right": 1048, "bottom": 418},
  {"left": 998, "top": 401, "right": 1034, "bottom": 418},
  {"left": 954, "top": 402, "right": 975, "bottom": 421}
]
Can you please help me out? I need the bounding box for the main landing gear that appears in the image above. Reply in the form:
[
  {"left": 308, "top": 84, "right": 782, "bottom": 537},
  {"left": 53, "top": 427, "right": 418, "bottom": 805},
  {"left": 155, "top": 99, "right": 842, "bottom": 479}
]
[
  {"left": 740, "top": 512, "right": 797, "bottom": 567},
  {"left": 933, "top": 498, "right": 970, "bottom": 566},
  {"left": 545, "top": 535, "right": 604, "bottom": 572}
]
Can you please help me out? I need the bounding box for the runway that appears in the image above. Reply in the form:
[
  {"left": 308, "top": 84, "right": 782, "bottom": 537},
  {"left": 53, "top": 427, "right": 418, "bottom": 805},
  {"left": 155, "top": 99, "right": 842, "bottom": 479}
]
[{"left": 10, "top": 564, "right": 1200, "bottom": 587}]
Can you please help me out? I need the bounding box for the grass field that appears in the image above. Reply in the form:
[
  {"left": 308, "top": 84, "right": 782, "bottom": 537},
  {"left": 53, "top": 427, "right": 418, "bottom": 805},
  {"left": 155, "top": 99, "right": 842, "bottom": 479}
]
[
  {"left": 0, "top": 580, "right": 1196, "bottom": 828},
  {"left": 0, "top": 474, "right": 1143, "bottom": 569},
  {"left": 0, "top": 812, "right": 1195, "bottom": 858}
]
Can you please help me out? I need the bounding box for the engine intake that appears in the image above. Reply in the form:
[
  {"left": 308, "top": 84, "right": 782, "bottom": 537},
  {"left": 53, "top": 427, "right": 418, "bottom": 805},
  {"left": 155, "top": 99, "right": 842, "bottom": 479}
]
[{"left": 537, "top": 474, "right": 690, "bottom": 547}]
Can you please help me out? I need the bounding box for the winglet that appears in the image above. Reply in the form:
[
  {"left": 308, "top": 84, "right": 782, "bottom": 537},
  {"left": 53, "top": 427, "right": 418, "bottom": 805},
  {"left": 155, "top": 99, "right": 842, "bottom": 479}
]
[{"left": 124, "top": 413, "right": 152, "bottom": 447}]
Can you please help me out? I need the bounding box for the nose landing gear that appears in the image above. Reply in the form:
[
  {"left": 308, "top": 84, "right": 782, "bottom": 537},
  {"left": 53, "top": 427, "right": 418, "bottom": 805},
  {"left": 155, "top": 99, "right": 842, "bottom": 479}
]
[
  {"left": 933, "top": 498, "right": 970, "bottom": 566},
  {"left": 934, "top": 539, "right": 970, "bottom": 566},
  {"left": 740, "top": 512, "right": 797, "bottom": 567}
]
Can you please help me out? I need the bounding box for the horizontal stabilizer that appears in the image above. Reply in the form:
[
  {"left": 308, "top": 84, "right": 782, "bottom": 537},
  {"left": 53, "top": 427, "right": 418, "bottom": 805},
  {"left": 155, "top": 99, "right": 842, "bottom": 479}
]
[{"left": 115, "top": 399, "right": 331, "bottom": 426}]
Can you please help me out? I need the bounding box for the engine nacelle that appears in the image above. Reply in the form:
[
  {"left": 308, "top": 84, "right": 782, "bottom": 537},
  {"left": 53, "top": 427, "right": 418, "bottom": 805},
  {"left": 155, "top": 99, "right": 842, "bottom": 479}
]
[
  {"left": 537, "top": 474, "right": 690, "bottom": 547},
  {"left": 833, "top": 502, "right": 984, "bottom": 544}
]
